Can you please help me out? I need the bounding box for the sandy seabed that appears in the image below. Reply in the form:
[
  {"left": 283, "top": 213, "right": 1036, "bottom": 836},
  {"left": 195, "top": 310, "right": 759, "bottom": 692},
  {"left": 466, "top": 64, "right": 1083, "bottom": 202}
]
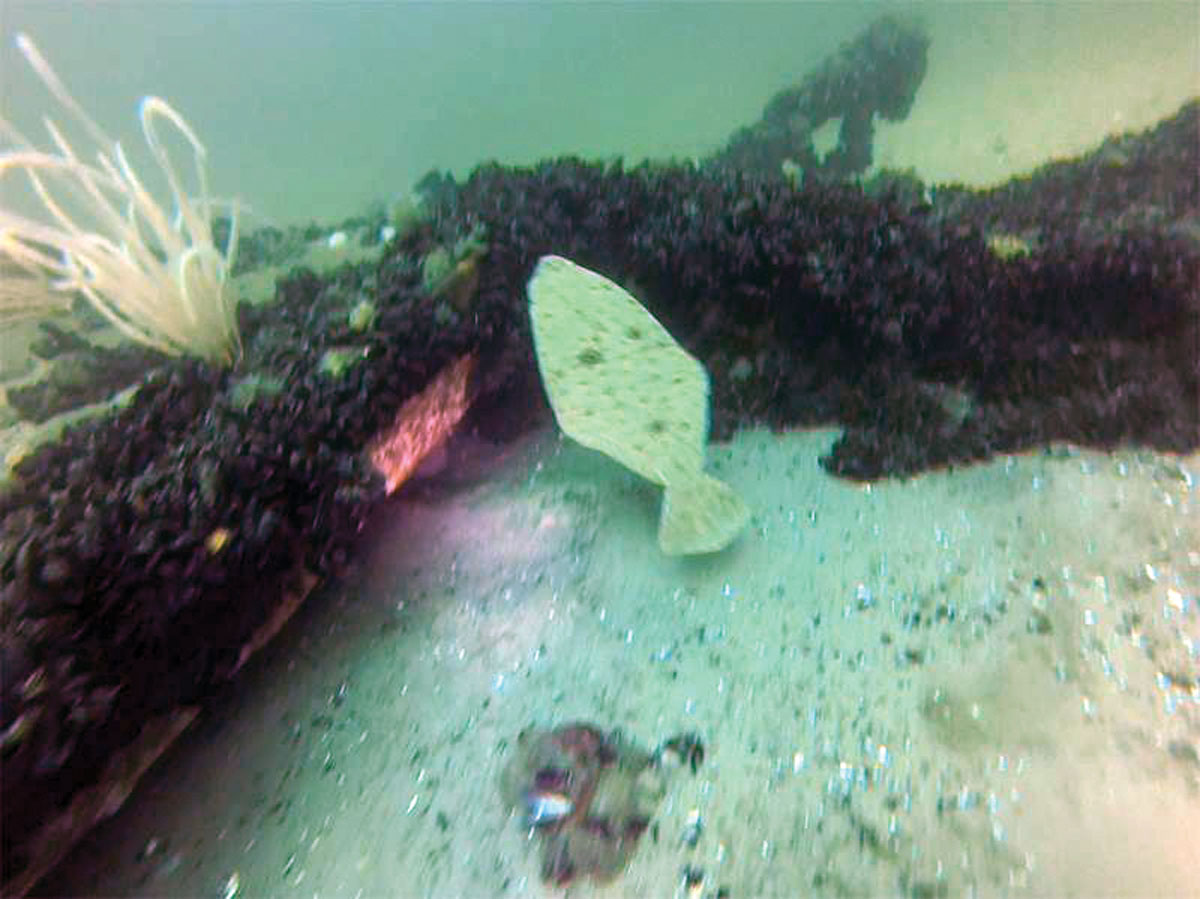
[{"left": 40, "top": 427, "right": 1199, "bottom": 897}]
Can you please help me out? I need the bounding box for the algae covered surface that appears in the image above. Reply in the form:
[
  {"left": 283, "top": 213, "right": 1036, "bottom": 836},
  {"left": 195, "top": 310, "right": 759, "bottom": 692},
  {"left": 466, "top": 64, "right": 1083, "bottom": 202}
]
[{"left": 3, "top": 4, "right": 1197, "bottom": 896}]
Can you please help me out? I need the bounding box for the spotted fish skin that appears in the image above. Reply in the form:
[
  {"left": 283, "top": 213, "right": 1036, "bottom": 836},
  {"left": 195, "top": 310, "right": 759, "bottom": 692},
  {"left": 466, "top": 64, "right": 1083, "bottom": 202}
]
[{"left": 527, "top": 255, "right": 750, "bottom": 555}]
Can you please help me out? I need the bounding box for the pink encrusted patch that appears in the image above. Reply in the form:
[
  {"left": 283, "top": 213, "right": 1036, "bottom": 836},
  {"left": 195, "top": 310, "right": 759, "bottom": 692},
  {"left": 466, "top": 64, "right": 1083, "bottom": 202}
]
[{"left": 368, "top": 354, "right": 476, "bottom": 495}]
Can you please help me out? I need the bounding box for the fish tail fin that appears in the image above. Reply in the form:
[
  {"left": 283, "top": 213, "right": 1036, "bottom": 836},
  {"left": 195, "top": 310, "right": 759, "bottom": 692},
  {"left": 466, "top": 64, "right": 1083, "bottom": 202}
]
[{"left": 658, "top": 473, "right": 750, "bottom": 555}]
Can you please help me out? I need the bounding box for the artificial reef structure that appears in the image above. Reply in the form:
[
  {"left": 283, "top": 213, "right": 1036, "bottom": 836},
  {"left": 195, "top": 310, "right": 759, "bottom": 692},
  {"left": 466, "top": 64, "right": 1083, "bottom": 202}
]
[{"left": 1, "top": 15, "right": 1197, "bottom": 896}]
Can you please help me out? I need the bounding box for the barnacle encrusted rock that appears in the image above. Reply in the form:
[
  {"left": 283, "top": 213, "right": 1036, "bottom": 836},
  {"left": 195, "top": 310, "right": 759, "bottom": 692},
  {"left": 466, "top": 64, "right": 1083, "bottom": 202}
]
[{"left": 527, "top": 254, "right": 750, "bottom": 555}]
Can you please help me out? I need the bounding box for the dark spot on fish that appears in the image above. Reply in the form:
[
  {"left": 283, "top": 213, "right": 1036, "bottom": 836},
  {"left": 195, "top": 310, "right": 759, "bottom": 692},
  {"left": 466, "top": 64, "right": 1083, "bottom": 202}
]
[
  {"left": 648, "top": 419, "right": 666, "bottom": 435},
  {"left": 626, "top": 326, "right": 643, "bottom": 340},
  {"left": 578, "top": 348, "right": 603, "bottom": 366}
]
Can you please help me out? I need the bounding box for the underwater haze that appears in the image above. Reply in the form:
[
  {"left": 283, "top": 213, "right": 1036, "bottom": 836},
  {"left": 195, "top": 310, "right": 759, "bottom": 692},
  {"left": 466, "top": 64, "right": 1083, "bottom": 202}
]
[
  {"left": 2, "top": 2, "right": 1199, "bottom": 898},
  {"left": 3, "top": 2, "right": 1196, "bottom": 224}
]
